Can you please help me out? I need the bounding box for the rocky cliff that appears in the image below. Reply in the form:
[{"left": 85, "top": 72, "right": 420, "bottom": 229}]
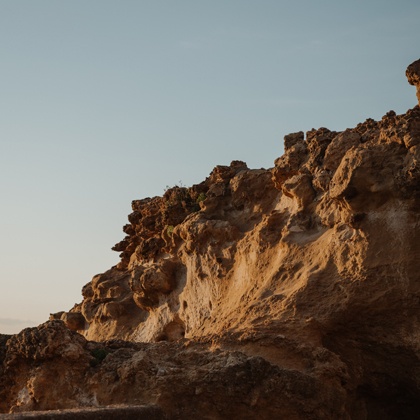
[{"left": 1, "top": 60, "right": 420, "bottom": 419}]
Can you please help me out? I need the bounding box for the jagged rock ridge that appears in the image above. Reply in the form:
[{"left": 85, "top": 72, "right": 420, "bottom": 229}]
[{"left": 1, "top": 60, "right": 420, "bottom": 419}]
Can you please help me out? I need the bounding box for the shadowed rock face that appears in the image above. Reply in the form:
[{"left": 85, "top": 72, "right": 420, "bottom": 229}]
[{"left": 1, "top": 61, "right": 420, "bottom": 419}]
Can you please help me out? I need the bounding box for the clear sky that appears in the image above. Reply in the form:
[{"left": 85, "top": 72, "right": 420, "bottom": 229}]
[{"left": 1, "top": 0, "right": 419, "bottom": 334}]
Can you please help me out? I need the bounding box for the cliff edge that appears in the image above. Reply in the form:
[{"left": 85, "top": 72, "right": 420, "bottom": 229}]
[{"left": 1, "top": 60, "right": 420, "bottom": 419}]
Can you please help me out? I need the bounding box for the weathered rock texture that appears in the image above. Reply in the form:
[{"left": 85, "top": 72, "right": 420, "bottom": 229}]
[{"left": 1, "top": 60, "right": 420, "bottom": 419}]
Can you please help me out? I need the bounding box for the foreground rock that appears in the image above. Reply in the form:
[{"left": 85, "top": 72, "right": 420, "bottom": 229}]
[
  {"left": 0, "top": 321, "right": 347, "bottom": 418},
  {"left": 2, "top": 405, "right": 164, "bottom": 419},
  {"left": 1, "top": 60, "right": 420, "bottom": 419}
]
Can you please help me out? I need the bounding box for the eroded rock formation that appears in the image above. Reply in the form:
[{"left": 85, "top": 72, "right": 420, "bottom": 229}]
[
  {"left": 407, "top": 58, "right": 420, "bottom": 106},
  {"left": 1, "top": 60, "right": 420, "bottom": 419}
]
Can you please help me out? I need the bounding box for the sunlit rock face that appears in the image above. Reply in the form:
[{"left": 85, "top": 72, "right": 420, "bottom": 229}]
[{"left": 1, "top": 60, "right": 420, "bottom": 419}]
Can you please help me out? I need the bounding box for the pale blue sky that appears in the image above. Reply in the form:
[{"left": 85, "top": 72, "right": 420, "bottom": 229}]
[{"left": 1, "top": 0, "right": 419, "bottom": 334}]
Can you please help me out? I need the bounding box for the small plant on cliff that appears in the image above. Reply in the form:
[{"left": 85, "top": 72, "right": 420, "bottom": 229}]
[
  {"left": 196, "top": 192, "right": 206, "bottom": 203},
  {"left": 167, "top": 225, "right": 175, "bottom": 236}
]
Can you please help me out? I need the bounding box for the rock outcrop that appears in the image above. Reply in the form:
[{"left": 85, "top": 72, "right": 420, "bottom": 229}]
[
  {"left": 1, "top": 60, "right": 420, "bottom": 419},
  {"left": 407, "top": 58, "right": 420, "bottom": 106}
]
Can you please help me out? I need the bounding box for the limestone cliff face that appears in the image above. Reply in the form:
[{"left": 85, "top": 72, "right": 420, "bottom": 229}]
[
  {"left": 71, "top": 102, "right": 420, "bottom": 348},
  {"left": 1, "top": 60, "right": 420, "bottom": 419}
]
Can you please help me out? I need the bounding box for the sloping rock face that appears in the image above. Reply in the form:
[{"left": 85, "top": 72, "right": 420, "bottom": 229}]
[{"left": 1, "top": 61, "right": 420, "bottom": 419}]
